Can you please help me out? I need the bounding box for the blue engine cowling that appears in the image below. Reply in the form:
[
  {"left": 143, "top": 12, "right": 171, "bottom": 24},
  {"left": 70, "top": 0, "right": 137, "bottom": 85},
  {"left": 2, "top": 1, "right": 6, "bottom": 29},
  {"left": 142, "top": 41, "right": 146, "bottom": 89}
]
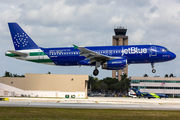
[{"left": 102, "top": 58, "right": 127, "bottom": 70}]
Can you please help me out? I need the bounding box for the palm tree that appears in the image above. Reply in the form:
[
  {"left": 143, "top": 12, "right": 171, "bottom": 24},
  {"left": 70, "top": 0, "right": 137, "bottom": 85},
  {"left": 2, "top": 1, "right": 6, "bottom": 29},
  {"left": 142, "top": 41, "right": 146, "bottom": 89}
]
[
  {"left": 120, "top": 73, "right": 130, "bottom": 95},
  {"left": 169, "top": 73, "right": 174, "bottom": 77},
  {"left": 164, "top": 74, "right": 168, "bottom": 77},
  {"left": 143, "top": 74, "right": 148, "bottom": 77},
  {"left": 88, "top": 75, "right": 98, "bottom": 93}
]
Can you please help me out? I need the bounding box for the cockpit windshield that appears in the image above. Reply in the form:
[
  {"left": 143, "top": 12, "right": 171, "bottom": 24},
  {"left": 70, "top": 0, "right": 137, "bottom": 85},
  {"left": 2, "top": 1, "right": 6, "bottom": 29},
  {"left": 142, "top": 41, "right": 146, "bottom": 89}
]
[
  {"left": 162, "top": 48, "right": 169, "bottom": 52},
  {"left": 165, "top": 49, "right": 169, "bottom": 52}
]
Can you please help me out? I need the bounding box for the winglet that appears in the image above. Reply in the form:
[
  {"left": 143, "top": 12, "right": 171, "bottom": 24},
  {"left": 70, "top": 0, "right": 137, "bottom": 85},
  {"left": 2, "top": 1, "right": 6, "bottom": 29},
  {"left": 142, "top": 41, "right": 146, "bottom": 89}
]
[{"left": 73, "top": 44, "right": 78, "bottom": 49}]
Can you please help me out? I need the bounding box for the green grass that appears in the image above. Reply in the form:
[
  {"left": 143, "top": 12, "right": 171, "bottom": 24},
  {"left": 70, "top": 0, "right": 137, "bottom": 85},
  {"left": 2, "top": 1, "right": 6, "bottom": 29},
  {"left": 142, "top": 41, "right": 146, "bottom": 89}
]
[{"left": 0, "top": 107, "right": 180, "bottom": 120}]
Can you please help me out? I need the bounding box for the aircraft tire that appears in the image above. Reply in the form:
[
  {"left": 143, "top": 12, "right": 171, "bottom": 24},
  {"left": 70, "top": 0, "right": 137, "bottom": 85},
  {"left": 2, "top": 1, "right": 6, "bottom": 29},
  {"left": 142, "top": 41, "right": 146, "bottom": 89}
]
[
  {"left": 93, "top": 69, "right": 99, "bottom": 76},
  {"left": 152, "top": 69, "right": 156, "bottom": 73}
]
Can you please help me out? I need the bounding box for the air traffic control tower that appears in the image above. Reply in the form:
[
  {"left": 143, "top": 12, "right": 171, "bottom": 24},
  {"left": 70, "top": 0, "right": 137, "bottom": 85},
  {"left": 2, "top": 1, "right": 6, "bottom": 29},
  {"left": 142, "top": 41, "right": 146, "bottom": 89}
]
[{"left": 112, "top": 27, "right": 128, "bottom": 81}]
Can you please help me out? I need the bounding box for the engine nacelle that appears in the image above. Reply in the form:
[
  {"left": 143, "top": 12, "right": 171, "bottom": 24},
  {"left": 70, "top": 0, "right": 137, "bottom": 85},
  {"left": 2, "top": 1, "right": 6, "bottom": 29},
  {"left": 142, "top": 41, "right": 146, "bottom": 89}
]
[{"left": 102, "top": 58, "right": 127, "bottom": 70}]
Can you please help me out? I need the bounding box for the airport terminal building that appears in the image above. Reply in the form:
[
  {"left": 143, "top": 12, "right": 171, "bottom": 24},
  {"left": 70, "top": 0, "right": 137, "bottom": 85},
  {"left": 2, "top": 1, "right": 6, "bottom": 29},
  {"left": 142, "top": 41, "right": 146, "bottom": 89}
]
[
  {"left": 130, "top": 76, "right": 180, "bottom": 98},
  {"left": 0, "top": 74, "right": 88, "bottom": 98}
]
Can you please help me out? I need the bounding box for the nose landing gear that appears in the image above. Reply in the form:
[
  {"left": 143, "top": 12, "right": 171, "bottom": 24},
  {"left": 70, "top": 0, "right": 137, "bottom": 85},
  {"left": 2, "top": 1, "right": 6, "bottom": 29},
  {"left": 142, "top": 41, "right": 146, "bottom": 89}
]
[
  {"left": 152, "top": 69, "right": 156, "bottom": 73},
  {"left": 151, "top": 63, "right": 156, "bottom": 73}
]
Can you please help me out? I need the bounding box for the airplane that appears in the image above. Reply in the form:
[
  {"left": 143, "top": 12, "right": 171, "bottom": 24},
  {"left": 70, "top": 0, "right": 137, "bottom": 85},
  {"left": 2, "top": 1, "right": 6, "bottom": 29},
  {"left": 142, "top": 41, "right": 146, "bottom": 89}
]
[
  {"left": 129, "top": 88, "right": 169, "bottom": 99},
  {"left": 5, "top": 23, "right": 176, "bottom": 76}
]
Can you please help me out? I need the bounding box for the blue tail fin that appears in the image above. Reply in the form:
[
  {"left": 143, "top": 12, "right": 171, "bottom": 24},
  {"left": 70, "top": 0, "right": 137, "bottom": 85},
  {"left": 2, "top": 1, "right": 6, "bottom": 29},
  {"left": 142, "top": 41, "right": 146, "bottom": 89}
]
[
  {"left": 131, "top": 88, "right": 141, "bottom": 95},
  {"left": 8, "top": 23, "right": 39, "bottom": 50}
]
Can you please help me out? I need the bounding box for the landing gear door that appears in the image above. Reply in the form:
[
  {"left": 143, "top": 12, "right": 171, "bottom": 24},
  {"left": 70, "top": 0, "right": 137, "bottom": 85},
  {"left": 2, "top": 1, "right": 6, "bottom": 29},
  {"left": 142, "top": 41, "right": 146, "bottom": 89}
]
[{"left": 150, "top": 46, "right": 157, "bottom": 56}]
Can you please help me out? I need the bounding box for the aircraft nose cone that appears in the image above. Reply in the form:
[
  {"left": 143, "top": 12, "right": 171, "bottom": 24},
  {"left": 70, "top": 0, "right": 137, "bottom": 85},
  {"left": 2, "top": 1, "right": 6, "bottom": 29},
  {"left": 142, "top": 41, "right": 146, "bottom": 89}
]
[{"left": 170, "top": 52, "right": 176, "bottom": 60}]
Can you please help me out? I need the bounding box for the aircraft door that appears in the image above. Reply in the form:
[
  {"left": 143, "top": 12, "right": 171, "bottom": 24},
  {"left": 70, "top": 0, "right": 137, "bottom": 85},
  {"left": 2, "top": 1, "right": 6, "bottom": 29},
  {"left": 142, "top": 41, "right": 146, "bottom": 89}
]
[
  {"left": 38, "top": 50, "right": 44, "bottom": 59},
  {"left": 150, "top": 46, "right": 157, "bottom": 56}
]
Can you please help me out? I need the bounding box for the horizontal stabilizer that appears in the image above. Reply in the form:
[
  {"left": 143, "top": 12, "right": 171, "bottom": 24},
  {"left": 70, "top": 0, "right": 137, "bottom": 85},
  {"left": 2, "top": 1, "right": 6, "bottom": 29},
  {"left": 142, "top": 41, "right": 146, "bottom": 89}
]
[{"left": 8, "top": 50, "right": 28, "bottom": 57}]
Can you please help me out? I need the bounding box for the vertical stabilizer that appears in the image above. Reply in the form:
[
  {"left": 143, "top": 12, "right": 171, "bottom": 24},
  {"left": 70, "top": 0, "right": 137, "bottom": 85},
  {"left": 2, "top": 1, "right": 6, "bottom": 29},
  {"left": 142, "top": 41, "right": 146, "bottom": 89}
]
[
  {"left": 8, "top": 23, "right": 39, "bottom": 50},
  {"left": 131, "top": 88, "right": 141, "bottom": 95}
]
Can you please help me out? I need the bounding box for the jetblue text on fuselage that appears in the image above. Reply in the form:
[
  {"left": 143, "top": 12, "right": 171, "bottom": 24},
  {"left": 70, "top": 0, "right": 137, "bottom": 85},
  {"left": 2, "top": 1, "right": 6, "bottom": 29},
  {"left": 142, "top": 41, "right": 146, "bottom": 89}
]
[{"left": 121, "top": 47, "right": 147, "bottom": 55}]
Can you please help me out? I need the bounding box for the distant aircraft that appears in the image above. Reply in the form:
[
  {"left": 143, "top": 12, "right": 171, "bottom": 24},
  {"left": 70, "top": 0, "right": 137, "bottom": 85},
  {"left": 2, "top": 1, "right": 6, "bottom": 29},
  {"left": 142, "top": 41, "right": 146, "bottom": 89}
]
[
  {"left": 6, "top": 23, "right": 176, "bottom": 76},
  {"left": 129, "top": 88, "right": 169, "bottom": 99}
]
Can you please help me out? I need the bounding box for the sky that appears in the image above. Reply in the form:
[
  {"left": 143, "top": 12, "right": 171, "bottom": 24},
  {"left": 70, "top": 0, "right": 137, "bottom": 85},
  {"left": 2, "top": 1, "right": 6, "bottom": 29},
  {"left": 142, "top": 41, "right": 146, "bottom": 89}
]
[{"left": 0, "top": 0, "right": 180, "bottom": 79}]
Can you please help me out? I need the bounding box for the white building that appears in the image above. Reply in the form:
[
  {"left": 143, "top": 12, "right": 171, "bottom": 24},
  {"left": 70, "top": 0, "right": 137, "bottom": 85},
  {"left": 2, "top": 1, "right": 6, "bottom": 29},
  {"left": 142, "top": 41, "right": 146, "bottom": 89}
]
[
  {"left": 0, "top": 73, "right": 88, "bottom": 98},
  {"left": 130, "top": 76, "right": 180, "bottom": 98}
]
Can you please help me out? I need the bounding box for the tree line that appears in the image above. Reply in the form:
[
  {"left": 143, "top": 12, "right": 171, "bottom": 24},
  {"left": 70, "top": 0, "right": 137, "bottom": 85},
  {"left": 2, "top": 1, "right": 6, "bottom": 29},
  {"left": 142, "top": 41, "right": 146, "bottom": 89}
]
[
  {"left": 143, "top": 73, "right": 175, "bottom": 77},
  {"left": 3, "top": 71, "right": 52, "bottom": 77},
  {"left": 88, "top": 74, "right": 130, "bottom": 94},
  {"left": 3, "top": 71, "right": 25, "bottom": 77}
]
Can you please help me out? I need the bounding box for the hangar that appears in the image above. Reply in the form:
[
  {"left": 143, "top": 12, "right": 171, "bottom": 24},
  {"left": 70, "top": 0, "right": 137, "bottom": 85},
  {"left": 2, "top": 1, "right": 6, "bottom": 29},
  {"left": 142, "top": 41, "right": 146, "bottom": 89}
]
[{"left": 0, "top": 73, "right": 88, "bottom": 98}]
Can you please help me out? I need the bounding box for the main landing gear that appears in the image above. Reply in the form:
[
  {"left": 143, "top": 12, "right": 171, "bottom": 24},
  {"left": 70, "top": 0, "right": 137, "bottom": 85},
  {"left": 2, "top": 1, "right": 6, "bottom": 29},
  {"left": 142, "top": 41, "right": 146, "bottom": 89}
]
[
  {"left": 151, "top": 63, "right": 156, "bottom": 73},
  {"left": 93, "top": 61, "right": 101, "bottom": 76},
  {"left": 93, "top": 69, "right": 99, "bottom": 76}
]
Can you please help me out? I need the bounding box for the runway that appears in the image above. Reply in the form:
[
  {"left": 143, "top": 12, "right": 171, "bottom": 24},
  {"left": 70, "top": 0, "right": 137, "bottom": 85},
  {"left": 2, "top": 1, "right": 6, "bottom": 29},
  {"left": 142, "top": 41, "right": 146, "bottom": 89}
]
[{"left": 1, "top": 101, "right": 180, "bottom": 110}]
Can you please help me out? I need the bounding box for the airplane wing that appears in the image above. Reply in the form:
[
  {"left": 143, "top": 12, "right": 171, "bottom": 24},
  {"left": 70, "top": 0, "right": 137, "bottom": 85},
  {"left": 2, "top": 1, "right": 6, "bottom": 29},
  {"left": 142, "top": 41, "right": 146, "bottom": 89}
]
[
  {"left": 73, "top": 44, "right": 114, "bottom": 63},
  {"left": 8, "top": 50, "right": 28, "bottom": 57}
]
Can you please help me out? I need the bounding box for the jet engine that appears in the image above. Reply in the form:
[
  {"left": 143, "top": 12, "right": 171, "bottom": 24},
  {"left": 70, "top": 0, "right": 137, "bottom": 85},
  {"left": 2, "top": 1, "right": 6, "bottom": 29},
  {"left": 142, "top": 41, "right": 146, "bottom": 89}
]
[{"left": 102, "top": 58, "right": 127, "bottom": 70}]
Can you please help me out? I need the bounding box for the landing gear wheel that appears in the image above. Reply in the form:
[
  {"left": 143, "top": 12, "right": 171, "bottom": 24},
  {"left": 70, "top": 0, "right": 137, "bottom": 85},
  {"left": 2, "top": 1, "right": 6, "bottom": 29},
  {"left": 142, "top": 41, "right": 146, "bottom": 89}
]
[
  {"left": 93, "top": 69, "right": 99, "bottom": 76},
  {"left": 152, "top": 69, "right": 156, "bottom": 73}
]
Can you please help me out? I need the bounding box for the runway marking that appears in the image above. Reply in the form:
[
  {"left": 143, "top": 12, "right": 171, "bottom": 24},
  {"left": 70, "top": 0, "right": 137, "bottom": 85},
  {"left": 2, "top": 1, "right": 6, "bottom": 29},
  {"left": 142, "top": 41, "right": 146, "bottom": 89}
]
[{"left": 139, "top": 105, "right": 143, "bottom": 108}]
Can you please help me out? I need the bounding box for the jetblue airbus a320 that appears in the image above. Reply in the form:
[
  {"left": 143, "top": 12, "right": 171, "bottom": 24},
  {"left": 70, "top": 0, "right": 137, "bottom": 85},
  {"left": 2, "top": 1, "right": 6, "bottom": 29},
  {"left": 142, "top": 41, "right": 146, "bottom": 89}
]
[{"left": 6, "top": 23, "right": 176, "bottom": 76}]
